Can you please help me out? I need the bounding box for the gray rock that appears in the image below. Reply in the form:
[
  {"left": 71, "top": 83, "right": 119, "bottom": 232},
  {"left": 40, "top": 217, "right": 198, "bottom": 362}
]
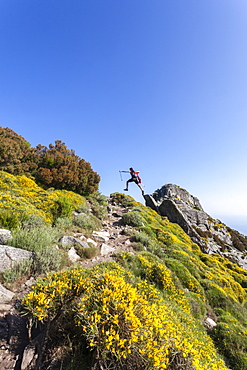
[
  {"left": 68, "top": 246, "right": 81, "bottom": 263},
  {"left": 204, "top": 317, "right": 217, "bottom": 330},
  {"left": 146, "top": 183, "right": 247, "bottom": 270},
  {"left": 0, "top": 229, "right": 12, "bottom": 244},
  {"left": 59, "top": 236, "right": 90, "bottom": 248},
  {"left": 21, "top": 343, "right": 37, "bottom": 370},
  {"left": 143, "top": 195, "right": 160, "bottom": 214},
  {"left": 0, "top": 284, "right": 14, "bottom": 305},
  {"left": 0, "top": 245, "right": 33, "bottom": 272},
  {"left": 92, "top": 231, "right": 110, "bottom": 243},
  {"left": 86, "top": 238, "right": 98, "bottom": 247},
  {"left": 100, "top": 243, "right": 115, "bottom": 256},
  {"left": 153, "top": 184, "right": 203, "bottom": 211}
]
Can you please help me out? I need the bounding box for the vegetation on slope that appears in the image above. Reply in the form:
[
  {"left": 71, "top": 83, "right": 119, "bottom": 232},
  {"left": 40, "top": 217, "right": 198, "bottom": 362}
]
[
  {"left": 0, "top": 171, "right": 86, "bottom": 225},
  {"left": 18, "top": 192, "right": 247, "bottom": 370},
  {"left": 0, "top": 171, "right": 106, "bottom": 279}
]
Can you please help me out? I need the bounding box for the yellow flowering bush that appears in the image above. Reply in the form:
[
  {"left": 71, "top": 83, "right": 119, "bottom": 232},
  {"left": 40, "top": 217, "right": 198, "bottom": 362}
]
[
  {"left": 22, "top": 264, "right": 230, "bottom": 370},
  {"left": 0, "top": 171, "right": 86, "bottom": 224}
]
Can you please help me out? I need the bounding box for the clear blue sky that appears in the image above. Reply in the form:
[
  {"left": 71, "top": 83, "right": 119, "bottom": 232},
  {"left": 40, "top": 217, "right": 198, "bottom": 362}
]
[{"left": 1, "top": 0, "right": 247, "bottom": 234}]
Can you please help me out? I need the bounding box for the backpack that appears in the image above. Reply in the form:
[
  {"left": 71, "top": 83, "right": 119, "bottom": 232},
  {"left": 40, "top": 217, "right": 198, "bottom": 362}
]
[{"left": 135, "top": 172, "right": 142, "bottom": 183}]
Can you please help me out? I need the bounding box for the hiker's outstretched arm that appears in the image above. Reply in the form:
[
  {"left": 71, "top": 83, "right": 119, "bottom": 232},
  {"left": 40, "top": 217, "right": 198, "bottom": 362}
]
[{"left": 120, "top": 170, "right": 130, "bottom": 173}]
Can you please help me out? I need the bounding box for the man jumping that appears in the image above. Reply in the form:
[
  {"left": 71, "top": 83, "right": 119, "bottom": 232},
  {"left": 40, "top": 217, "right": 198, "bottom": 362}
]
[{"left": 120, "top": 168, "right": 144, "bottom": 195}]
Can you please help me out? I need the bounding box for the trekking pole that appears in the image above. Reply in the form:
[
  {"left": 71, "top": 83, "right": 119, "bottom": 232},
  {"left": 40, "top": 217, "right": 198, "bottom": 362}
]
[{"left": 119, "top": 171, "right": 123, "bottom": 181}]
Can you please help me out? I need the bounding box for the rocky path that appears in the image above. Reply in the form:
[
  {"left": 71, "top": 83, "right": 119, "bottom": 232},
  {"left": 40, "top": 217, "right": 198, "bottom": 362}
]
[{"left": 81, "top": 202, "right": 135, "bottom": 268}]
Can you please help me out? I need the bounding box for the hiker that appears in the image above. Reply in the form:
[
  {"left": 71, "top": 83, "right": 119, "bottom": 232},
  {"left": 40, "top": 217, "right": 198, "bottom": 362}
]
[{"left": 120, "top": 168, "right": 144, "bottom": 195}]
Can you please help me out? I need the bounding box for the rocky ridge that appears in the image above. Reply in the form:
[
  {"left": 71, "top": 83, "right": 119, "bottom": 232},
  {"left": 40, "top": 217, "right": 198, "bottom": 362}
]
[{"left": 144, "top": 183, "right": 247, "bottom": 270}]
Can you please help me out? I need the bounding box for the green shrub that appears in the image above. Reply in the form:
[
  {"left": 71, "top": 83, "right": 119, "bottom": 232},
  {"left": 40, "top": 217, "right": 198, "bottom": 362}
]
[
  {"left": 0, "top": 210, "right": 20, "bottom": 229},
  {"left": 76, "top": 205, "right": 90, "bottom": 214},
  {"left": 132, "top": 231, "right": 153, "bottom": 247},
  {"left": 72, "top": 214, "right": 101, "bottom": 232},
  {"left": 201, "top": 280, "right": 234, "bottom": 310},
  {"left": 75, "top": 245, "right": 98, "bottom": 259},
  {"left": 10, "top": 226, "right": 58, "bottom": 252},
  {"left": 122, "top": 211, "right": 143, "bottom": 227},
  {"left": 186, "top": 292, "right": 207, "bottom": 320},
  {"left": 2, "top": 258, "right": 33, "bottom": 284},
  {"left": 165, "top": 258, "right": 205, "bottom": 301},
  {"left": 52, "top": 196, "right": 73, "bottom": 221},
  {"left": 32, "top": 246, "right": 62, "bottom": 275},
  {"left": 21, "top": 215, "right": 45, "bottom": 230},
  {"left": 54, "top": 217, "right": 73, "bottom": 231},
  {"left": 211, "top": 312, "right": 247, "bottom": 370},
  {"left": 139, "top": 226, "right": 156, "bottom": 238},
  {"left": 110, "top": 192, "right": 134, "bottom": 208},
  {"left": 132, "top": 242, "right": 145, "bottom": 252},
  {"left": 88, "top": 192, "right": 108, "bottom": 220}
]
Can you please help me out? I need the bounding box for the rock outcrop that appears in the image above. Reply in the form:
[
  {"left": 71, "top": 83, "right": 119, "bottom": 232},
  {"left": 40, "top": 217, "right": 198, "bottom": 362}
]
[
  {"left": 145, "top": 184, "right": 247, "bottom": 270},
  {"left": 0, "top": 245, "right": 33, "bottom": 272}
]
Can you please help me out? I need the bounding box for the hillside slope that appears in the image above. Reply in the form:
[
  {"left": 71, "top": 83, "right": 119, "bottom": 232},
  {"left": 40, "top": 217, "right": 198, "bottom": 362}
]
[{"left": 0, "top": 185, "right": 247, "bottom": 369}]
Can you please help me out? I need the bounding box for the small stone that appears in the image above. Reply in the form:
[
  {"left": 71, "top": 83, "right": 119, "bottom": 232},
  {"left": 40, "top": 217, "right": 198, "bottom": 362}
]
[
  {"left": 68, "top": 247, "right": 81, "bottom": 263},
  {"left": 204, "top": 317, "right": 217, "bottom": 330},
  {"left": 100, "top": 243, "right": 115, "bottom": 257},
  {"left": 86, "top": 238, "right": 97, "bottom": 247}
]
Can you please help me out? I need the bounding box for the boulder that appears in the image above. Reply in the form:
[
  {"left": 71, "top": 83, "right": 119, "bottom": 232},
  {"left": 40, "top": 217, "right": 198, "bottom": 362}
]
[
  {"left": 59, "top": 236, "right": 90, "bottom": 248},
  {"left": 0, "top": 245, "right": 33, "bottom": 272},
  {"left": 145, "top": 183, "right": 247, "bottom": 270},
  {"left": 143, "top": 195, "right": 160, "bottom": 214},
  {"left": 153, "top": 184, "right": 203, "bottom": 211}
]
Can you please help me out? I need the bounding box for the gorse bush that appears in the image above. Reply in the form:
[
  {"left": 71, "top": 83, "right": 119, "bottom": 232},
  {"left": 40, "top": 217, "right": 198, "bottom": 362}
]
[
  {"left": 51, "top": 196, "right": 74, "bottom": 220},
  {"left": 0, "top": 210, "right": 20, "bottom": 229},
  {"left": 4, "top": 189, "right": 247, "bottom": 370},
  {"left": 22, "top": 264, "right": 230, "bottom": 370},
  {"left": 211, "top": 312, "right": 247, "bottom": 370},
  {"left": 109, "top": 193, "right": 247, "bottom": 370},
  {"left": 0, "top": 171, "right": 86, "bottom": 224}
]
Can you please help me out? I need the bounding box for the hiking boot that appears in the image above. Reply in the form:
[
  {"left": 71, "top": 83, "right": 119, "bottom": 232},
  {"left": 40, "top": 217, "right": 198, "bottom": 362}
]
[{"left": 124, "top": 188, "right": 128, "bottom": 191}]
